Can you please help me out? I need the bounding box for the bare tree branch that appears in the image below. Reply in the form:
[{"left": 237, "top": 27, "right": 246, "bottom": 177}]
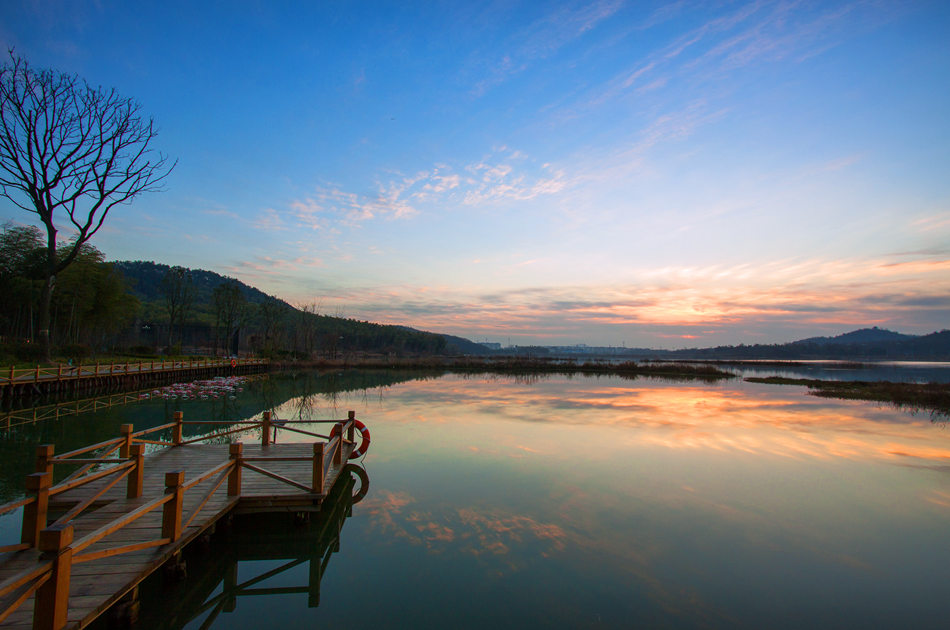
[{"left": 0, "top": 50, "right": 176, "bottom": 358}]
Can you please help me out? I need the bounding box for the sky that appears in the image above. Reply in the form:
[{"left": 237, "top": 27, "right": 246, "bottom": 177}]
[{"left": 1, "top": 1, "right": 949, "bottom": 348}]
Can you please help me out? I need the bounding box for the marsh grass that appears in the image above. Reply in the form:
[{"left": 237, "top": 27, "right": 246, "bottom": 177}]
[
  {"left": 272, "top": 356, "right": 735, "bottom": 380},
  {"left": 746, "top": 377, "right": 950, "bottom": 420}
]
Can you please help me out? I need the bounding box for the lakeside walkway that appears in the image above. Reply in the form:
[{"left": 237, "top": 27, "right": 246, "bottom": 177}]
[
  {"left": 0, "top": 358, "right": 269, "bottom": 401},
  {"left": 0, "top": 411, "right": 363, "bottom": 629}
]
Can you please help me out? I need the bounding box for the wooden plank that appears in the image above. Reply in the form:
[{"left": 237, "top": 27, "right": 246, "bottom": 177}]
[{"left": 0, "top": 436, "right": 354, "bottom": 630}]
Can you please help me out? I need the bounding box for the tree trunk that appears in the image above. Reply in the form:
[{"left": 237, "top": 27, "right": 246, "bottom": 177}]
[{"left": 38, "top": 274, "right": 53, "bottom": 361}]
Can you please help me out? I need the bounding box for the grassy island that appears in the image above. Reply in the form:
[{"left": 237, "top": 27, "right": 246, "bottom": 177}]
[{"left": 746, "top": 377, "right": 950, "bottom": 418}]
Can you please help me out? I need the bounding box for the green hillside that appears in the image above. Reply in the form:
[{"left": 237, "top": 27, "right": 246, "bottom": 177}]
[{"left": 113, "top": 261, "right": 488, "bottom": 357}]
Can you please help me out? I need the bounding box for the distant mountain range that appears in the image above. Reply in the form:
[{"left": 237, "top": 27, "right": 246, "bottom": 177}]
[
  {"left": 663, "top": 327, "right": 950, "bottom": 360},
  {"left": 527, "top": 327, "right": 950, "bottom": 361},
  {"left": 793, "top": 327, "right": 918, "bottom": 346}
]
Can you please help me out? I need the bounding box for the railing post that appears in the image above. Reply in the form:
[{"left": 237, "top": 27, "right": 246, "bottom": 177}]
[
  {"left": 35, "top": 444, "right": 55, "bottom": 474},
  {"left": 228, "top": 443, "right": 243, "bottom": 496},
  {"left": 34, "top": 524, "right": 74, "bottom": 630},
  {"left": 312, "top": 442, "right": 325, "bottom": 494},
  {"left": 35, "top": 364, "right": 40, "bottom": 383},
  {"left": 173, "top": 411, "right": 183, "bottom": 446},
  {"left": 333, "top": 423, "right": 344, "bottom": 466},
  {"left": 21, "top": 472, "right": 51, "bottom": 546},
  {"left": 347, "top": 411, "right": 356, "bottom": 442},
  {"left": 119, "top": 424, "right": 134, "bottom": 458},
  {"left": 262, "top": 411, "right": 272, "bottom": 447},
  {"left": 95, "top": 361, "right": 99, "bottom": 376},
  {"left": 57, "top": 364, "right": 62, "bottom": 380},
  {"left": 8, "top": 365, "right": 13, "bottom": 383},
  {"left": 127, "top": 444, "right": 145, "bottom": 499},
  {"left": 162, "top": 471, "right": 185, "bottom": 542}
]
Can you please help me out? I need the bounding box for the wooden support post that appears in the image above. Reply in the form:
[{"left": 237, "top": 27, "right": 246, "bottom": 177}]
[
  {"left": 95, "top": 361, "right": 100, "bottom": 376},
  {"left": 308, "top": 549, "right": 322, "bottom": 608},
  {"left": 34, "top": 364, "right": 40, "bottom": 383},
  {"left": 21, "top": 472, "right": 51, "bottom": 546},
  {"left": 223, "top": 559, "right": 238, "bottom": 612},
  {"left": 35, "top": 444, "right": 54, "bottom": 474},
  {"left": 333, "top": 423, "right": 344, "bottom": 466},
  {"left": 119, "top": 424, "right": 134, "bottom": 458},
  {"left": 127, "top": 444, "right": 145, "bottom": 499},
  {"left": 173, "top": 411, "right": 183, "bottom": 446},
  {"left": 8, "top": 365, "right": 13, "bottom": 383},
  {"left": 162, "top": 471, "right": 185, "bottom": 542},
  {"left": 312, "top": 442, "right": 325, "bottom": 494},
  {"left": 228, "top": 443, "right": 243, "bottom": 496},
  {"left": 262, "top": 411, "right": 272, "bottom": 447},
  {"left": 347, "top": 410, "right": 356, "bottom": 442},
  {"left": 57, "top": 364, "right": 62, "bottom": 380},
  {"left": 34, "top": 524, "right": 74, "bottom": 630}
]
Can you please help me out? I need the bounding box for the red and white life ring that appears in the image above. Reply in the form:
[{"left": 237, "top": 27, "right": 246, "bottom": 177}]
[
  {"left": 230, "top": 359, "right": 237, "bottom": 368},
  {"left": 331, "top": 419, "right": 371, "bottom": 459}
]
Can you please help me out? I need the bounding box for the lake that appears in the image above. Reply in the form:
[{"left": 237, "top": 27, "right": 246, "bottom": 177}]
[{"left": 2, "top": 368, "right": 949, "bottom": 628}]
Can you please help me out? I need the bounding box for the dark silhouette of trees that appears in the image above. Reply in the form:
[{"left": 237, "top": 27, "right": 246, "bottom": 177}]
[
  {"left": 160, "top": 266, "right": 194, "bottom": 348},
  {"left": 0, "top": 51, "right": 174, "bottom": 359},
  {"left": 0, "top": 222, "right": 137, "bottom": 356},
  {"left": 212, "top": 280, "right": 246, "bottom": 356}
]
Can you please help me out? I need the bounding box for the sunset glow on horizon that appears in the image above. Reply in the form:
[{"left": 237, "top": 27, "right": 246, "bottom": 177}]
[{"left": 2, "top": 1, "right": 948, "bottom": 347}]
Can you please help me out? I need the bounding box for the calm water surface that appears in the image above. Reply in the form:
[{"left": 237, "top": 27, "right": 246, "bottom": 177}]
[{"left": 2, "top": 370, "right": 949, "bottom": 628}]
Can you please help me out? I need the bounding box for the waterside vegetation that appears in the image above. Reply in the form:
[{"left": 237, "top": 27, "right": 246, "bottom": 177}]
[
  {"left": 746, "top": 376, "right": 950, "bottom": 419},
  {"left": 271, "top": 356, "right": 736, "bottom": 380}
]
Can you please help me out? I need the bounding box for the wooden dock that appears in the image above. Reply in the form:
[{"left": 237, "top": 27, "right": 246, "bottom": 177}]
[
  {"left": 0, "top": 358, "right": 268, "bottom": 401},
  {"left": 0, "top": 410, "right": 366, "bottom": 629},
  {"left": 138, "top": 470, "right": 362, "bottom": 629}
]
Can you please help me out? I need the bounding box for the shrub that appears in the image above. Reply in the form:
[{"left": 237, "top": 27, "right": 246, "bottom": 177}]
[
  {"left": 12, "top": 343, "right": 45, "bottom": 362},
  {"left": 59, "top": 344, "right": 92, "bottom": 360}
]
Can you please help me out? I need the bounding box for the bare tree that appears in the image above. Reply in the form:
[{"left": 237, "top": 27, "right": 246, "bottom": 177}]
[{"left": 0, "top": 51, "right": 174, "bottom": 358}]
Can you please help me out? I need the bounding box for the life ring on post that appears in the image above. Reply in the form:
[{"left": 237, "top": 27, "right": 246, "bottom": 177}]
[
  {"left": 230, "top": 359, "right": 237, "bottom": 368},
  {"left": 331, "top": 419, "right": 371, "bottom": 459}
]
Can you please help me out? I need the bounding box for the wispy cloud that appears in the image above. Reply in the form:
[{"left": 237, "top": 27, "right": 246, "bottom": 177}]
[
  {"left": 469, "top": 0, "right": 625, "bottom": 95},
  {"left": 271, "top": 148, "right": 569, "bottom": 233}
]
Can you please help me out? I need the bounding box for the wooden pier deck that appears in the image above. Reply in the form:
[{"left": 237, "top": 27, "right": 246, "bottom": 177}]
[{"left": 0, "top": 411, "right": 364, "bottom": 630}]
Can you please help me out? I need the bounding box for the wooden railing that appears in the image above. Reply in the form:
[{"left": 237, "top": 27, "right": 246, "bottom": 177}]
[
  {"left": 0, "top": 458, "right": 241, "bottom": 629},
  {"left": 0, "top": 357, "right": 268, "bottom": 387},
  {"left": 0, "top": 410, "right": 360, "bottom": 629}
]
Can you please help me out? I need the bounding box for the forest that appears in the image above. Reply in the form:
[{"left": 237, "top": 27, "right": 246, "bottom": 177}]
[{"left": 0, "top": 222, "right": 481, "bottom": 363}]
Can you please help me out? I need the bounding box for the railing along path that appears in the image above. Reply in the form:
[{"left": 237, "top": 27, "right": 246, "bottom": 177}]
[
  {"left": 0, "top": 410, "right": 363, "bottom": 630},
  {"left": 0, "top": 358, "right": 268, "bottom": 389}
]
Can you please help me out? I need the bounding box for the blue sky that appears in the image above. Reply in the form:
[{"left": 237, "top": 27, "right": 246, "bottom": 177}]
[{"left": 2, "top": 1, "right": 949, "bottom": 347}]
